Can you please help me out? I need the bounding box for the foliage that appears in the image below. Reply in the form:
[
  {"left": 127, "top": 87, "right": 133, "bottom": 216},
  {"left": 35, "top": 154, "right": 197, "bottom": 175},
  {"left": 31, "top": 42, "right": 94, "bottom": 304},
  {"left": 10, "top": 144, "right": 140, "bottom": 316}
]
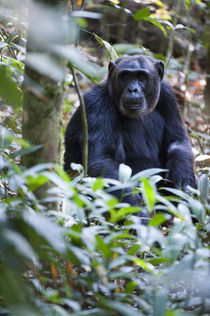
[
  {"left": 0, "top": 126, "right": 210, "bottom": 315},
  {"left": 0, "top": 0, "right": 209, "bottom": 315}
]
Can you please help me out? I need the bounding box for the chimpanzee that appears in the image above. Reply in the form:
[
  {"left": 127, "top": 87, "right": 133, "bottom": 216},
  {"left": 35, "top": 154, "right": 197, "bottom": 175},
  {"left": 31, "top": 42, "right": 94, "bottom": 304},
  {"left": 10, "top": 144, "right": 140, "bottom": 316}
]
[{"left": 64, "top": 55, "right": 196, "bottom": 216}]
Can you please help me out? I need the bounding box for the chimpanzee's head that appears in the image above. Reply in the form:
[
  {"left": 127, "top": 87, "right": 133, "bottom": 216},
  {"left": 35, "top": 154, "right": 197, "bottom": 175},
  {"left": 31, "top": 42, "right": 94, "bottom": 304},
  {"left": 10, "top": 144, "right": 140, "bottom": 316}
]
[{"left": 108, "top": 55, "right": 164, "bottom": 119}]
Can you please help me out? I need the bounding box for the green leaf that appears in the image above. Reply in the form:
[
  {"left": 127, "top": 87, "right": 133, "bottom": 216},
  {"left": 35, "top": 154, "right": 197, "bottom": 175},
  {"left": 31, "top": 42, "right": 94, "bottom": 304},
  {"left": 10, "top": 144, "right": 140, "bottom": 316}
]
[
  {"left": 25, "top": 53, "right": 65, "bottom": 82},
  {"left": 113, "top": 43, "right": 143, "bottom": 55},
  {"left": 188, "top": 197, "right": 205, "bottom": 222},
  {"left": 93, "top": 178, "right": 104, "bottom": 191},
  {"left": 132, "top": 168, "right": 167, "bottom": 182},
  {"left": 144, "top": 17, "right": 167, "bottom": 36},
  {"left": 134, "top": 8, "right": 150, "bottom": 20},
  {"left": 163, "top": 187, "right": 190, "bottom": 200},
  {"left": 153, "top": 289, "right": 167, "bottom": 316},
  {"left": 0, "top": 66, "right": 22, "bottom": 108},
  {"left": 110, "top": 206, "right": 139, "bottom": 223},
  {"left": 95, "top": 235, "right": 111, "bottom": 258},
  {"left": 3, "top": 229, "right": 38, "bottom": 263},
  {"left": 149, "top": 213, "right": 167, "bottom": 226},
  {"left": 52, "top": 45, "right": 103, "bottom": 82},
  {"left": 107, "top": 301, "right": 144, "bottom": 316},
  {"left": 0, "top": 42, "right": 8, "bottom": 49},
  {"left": 133, "top": 258, "right": 155, "bottom": 273},
  {"left": 95, "top": 34, "right": 119, "bottom": 60},
  {"left": 10, "top": 144, "right": 42, "bottom": 159},
  {"left": 24, "top": 213, "right": 66, "bottom": 253},
  {"left": 26, "top": 174, "right": 49, "bottom": 191},
  {"left": 141, "top": 178, "right": 156, "bottom": 212},
  {"left": 198, "top": 174, "right": 209, "bottom": 205}
]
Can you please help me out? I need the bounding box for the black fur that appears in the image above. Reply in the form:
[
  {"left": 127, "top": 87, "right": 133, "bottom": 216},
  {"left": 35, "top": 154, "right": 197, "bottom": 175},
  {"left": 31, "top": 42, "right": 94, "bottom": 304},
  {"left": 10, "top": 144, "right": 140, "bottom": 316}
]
[{"left": 64, "top": 55, "right": 196, "bottom": 209}]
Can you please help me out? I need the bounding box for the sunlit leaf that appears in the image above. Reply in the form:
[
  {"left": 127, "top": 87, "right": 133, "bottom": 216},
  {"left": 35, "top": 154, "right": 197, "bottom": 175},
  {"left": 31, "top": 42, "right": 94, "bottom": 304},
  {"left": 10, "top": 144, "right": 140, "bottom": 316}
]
[
  {"left": 149, "top": 213, "right": 167, "bottom": 226},
  {"left": 144, "top": 17, "right": 167, "bottom": 36},
  {"left": 26, "top": 174, "right": 49, "bottom": 191},
  {"left": 95, "top": 235, "right": 111, "bottom": 258},
  {"left": 134, "top": 8, "right": 150, "bottom": 20},
  {"left": 93, "top": 178, "right": 104, "bottom": 191},
  {"left": 141, "top": 178, "right": 156, "bottom": 212},
  {"left": 133, "top": 258, "right": 155, "bottom": 273},
  {"left": 95, "top": 34, "right": 119, "bottom": 60}
]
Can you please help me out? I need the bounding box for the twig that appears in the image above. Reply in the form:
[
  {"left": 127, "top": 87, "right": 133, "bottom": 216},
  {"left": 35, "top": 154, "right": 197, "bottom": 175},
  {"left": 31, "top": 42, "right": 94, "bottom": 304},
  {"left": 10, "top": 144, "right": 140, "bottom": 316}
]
[{"left": 166, "top": 0, "right": 182, "bottom": 71}]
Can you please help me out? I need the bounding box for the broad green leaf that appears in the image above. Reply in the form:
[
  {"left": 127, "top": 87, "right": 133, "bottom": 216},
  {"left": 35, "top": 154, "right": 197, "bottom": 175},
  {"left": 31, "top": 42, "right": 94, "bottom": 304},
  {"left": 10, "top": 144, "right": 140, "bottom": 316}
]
[
  {"left": 141, "top": 178, "right": 156, "bottom": 212},
  {"left": 10, "top": 144, "right": 42, "bottom": 159},
  {"left": 52, "top": 45, "right": 103, "bottom": 81},
  {"left": 3, "top": 229, "right": 38, "bottom": 263},
  {"left": 25, "top": 53, "right": 65, "bottom": 82},
  {"left": 93, "top": 178, "right": 104, "bottom": 191},
  {"left": 198, "top": 174, "right": 209, "bottom": 205},
  {"left": 188, "top": 197, "right": 205, "bottom": 222},
  {"left": 95, "top": 235, "right": 111, "bottom": 258},
  {"left": 134, "top": 8, "right": 150, "bottom": 20},
  {"left": 110, "top": 206, "right": 139, "bottom": 223},
  {"left": 24, "top": 213, "right": 66, "bottom": 253},
  {"left": 163, "top": 187, "right": 190, "bottom": 200},
  {"left": 156, "top": 193, "right": 185, "bottom": 220},
  {"left": 125, "top": 281, "right": 137, "bottom": 293},
  {"left": 107, "top": 301, "right": 144, "bottom": 316},
  {"left": 0, "top": 125, "right": 13, "bottom": 148},
  {"left": 26, "top": 174, "right": 49, "bottom": 191},
  {"left": 0, "top": 66, "right": 22, "bottom": 108},
  {"left": 133, "top": 258, "right": 156, "bottom": 273},
  {"left": 114, "top": 43, "right": 143, "bottom": 55},
  {"left": 95, "top": 34, "right": 119, "bottom": 60},
  {"left": 127, "top": 244, "right": 140, "bottom": 255},
  {"left": 149, "top": 213, "right": 167, "bottom": 226},
  {"left": 144, "top": 17, "right": 167, "bottom": 36},
  {"left": 132, "top": 168, "right": 167, "bottom": 182},
  {"left": 153, "top": 289, "right": 167, "bottom": 316},
  {"left": 0, "top": 42, "right": 8, "bottom": 49}
]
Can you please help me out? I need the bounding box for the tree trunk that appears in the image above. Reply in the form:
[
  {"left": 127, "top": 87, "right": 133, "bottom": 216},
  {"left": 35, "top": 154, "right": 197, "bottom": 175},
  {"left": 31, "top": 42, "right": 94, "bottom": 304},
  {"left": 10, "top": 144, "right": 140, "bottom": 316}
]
[
  {"left": 22, "top": 0, "right": 67, "bottom": 168},
  {"left": 204, "top": 44, "right": 210, "bottom": 115},
  {"left": 22, "top": 0, "right": 68, "bottom": 203}
]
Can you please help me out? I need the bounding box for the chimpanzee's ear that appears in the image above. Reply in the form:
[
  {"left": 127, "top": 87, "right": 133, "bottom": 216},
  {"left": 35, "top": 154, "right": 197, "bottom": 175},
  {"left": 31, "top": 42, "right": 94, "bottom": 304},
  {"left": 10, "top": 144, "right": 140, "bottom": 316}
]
[
  {"left": 155, "top": 60, "right": 164, "bottom": 80},
  {"left": 108, "top": 60, "right": 115, "bottom": 75}
]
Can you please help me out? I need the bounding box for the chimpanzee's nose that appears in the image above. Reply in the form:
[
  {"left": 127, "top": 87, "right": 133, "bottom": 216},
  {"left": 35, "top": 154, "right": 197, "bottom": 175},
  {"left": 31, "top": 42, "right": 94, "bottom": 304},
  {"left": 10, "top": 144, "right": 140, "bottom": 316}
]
[{"left": 128, "top": 87, "right": 138, "bottom": 94}]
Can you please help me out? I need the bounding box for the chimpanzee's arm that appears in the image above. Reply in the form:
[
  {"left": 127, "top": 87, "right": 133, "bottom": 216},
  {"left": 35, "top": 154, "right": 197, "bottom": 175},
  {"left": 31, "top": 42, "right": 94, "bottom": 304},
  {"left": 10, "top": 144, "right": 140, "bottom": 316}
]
[{"left": 158, "top": 81, "right": 196, "bottom": 189}]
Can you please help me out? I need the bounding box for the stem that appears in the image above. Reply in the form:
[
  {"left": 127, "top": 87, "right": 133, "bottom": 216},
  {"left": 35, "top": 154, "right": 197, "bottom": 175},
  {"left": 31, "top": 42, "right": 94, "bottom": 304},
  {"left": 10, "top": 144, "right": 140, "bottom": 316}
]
[
  {"left": 70, "top": 66, "right": 88, "bottom": 176},
  {"left": 166, "top": 0, "right": 182, "bottom": 70}
]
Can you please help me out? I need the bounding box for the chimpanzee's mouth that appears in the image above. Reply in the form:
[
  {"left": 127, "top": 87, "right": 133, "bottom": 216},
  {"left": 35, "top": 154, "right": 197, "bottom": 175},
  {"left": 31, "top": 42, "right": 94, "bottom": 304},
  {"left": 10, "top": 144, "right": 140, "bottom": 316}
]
[{"left": 128, "top": 104, "right": 141, "bottom": 110}]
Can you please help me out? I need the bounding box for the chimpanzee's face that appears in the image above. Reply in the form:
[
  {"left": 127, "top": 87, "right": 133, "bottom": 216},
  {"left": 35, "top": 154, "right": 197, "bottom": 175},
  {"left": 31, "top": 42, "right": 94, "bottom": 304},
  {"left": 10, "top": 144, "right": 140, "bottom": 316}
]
[{"left": 108, "top": 55, "right": 164, "bottom": 118}]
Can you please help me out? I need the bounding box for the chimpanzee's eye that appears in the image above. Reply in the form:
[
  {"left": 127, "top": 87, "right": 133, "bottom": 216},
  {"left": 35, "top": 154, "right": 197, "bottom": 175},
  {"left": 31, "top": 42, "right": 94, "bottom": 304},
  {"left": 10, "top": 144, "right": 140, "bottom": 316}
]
[
  {"left": 119, "top": 70, "right": 130, "bottom": 81},
  {"left": 137, "top": 71, "right": 148, "bottom": 81}
]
